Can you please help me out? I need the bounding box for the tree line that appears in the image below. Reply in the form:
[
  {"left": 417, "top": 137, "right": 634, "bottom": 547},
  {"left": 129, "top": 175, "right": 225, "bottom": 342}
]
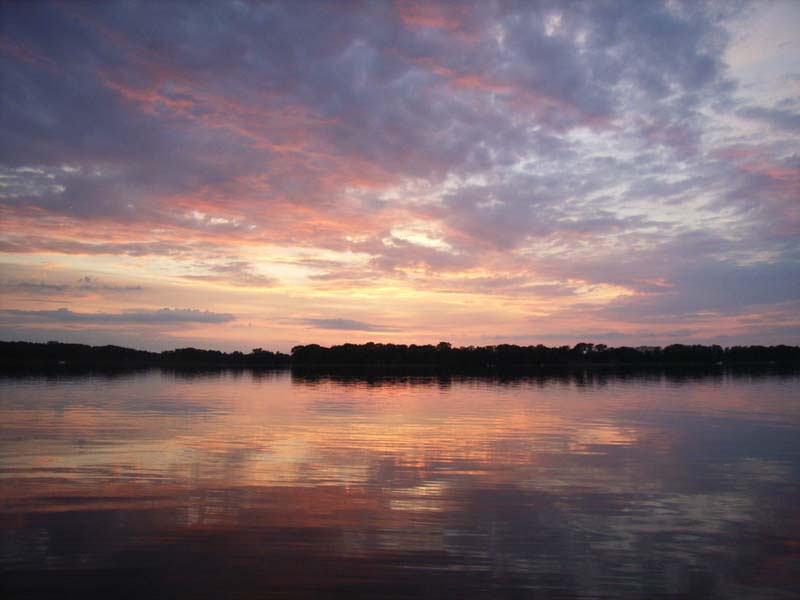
[
  {"left": 0, "top": 341, "right": 290, "bottom": 368},
  {"left": 290, "top": 341, "right": 800, "bottom": 368},
  {"left": 1, "top": 340, "right": 798, "bottom": 370}
]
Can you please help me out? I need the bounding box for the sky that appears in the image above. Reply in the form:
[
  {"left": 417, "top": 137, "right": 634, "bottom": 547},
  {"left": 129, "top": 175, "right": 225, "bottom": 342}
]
[{"left": 0, "top": 0, "right": 798, "bottom": 352}]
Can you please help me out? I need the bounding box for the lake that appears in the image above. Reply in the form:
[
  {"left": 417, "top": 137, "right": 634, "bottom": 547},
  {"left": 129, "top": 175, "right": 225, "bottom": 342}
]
[{"left": 1, "top": 369, "right": 798, "bottom": 598}]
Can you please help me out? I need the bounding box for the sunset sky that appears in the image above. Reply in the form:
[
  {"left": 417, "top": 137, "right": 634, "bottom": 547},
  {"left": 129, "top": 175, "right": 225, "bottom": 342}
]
[{"left": 1, "top": 0, "right": 798, "bottom": 352}]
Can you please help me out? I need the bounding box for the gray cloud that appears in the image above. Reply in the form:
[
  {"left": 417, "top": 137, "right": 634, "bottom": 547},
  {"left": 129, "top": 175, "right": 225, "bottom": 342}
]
[
  {"left": 736, "top": 105, "right": 800, "bottom": 131},
  {"left": 0, "top": 0, "right": 747, "bottom": 222},
  {"left": 0, "top": 277, "right": 144, "bottom": 296},
  {"left": 76, "top": 276, "right": 144, "bottom": 292},
  {"left": 182, "top": 261, "right": 278, "bottom": 288},
  {"left": 0, "top": 307, "right": 235, "bottom": 324},
  {"left": 302, "top": 318, "right": 399, "bottom": 332},
  {"left": 0, "top": 280, "right": 70, "bottom": 294},
  {"left": 0, "top": 236, "right": 201, "bottom": 257},
  {"left": 595, "top": 262, "right": 800, "bottom": 321}
]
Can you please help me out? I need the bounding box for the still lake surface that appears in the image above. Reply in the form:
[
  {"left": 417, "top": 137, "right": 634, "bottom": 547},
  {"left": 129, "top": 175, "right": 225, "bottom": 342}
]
[{"left": 1, "top": 369, "right": 798, "bottom": 598}]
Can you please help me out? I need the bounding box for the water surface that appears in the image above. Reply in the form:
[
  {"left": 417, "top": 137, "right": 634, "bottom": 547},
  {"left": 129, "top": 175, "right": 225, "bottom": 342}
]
[{"left": 1, "top": 370, "right": 799, "bottom": 598}]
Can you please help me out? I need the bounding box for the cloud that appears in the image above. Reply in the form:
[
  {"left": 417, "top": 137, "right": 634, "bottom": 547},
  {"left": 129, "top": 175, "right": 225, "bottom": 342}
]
[
  {"left": 76, "top": 276, "right": 143, "bottom": 292},
  {"left": 0, "top": 236, "right": 199, "bottom": 257},
  {"left": 182, "top": 261, "right": 278, "bottom": 288},
  {"left": 302, "top": 318, "right": 399, "bottom": 332},
  {"left": 0, "top": 307, "right": 235, "bottom": 324},
  {"left": 0, "top": 1, "right": 744, "bottom": 225},
  {"left": 0, "top": 280, "right": 70, "bottom": 294},
  {"left": 0, "top": 1, "right": 797, "bottom": 346},
  {"left": 594, "top": 262, "right": 800, "bottom": 321},
  {"left": 736, "top": 105, "right": 800, "bottom": 131},
  {"left": 0, "top": 276, "right": 144, "bottom": 295}
]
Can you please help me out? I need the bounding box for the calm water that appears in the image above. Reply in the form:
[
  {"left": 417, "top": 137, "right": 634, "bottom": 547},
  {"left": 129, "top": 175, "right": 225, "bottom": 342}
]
[{"left": 1, "top": 369, "right": 799, "bottom": 599}]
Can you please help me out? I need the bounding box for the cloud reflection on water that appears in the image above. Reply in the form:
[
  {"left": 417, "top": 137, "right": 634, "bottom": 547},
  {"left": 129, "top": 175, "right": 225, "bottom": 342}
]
[{"left": 1, "top": 370, "right": 798, "bottom": 598}]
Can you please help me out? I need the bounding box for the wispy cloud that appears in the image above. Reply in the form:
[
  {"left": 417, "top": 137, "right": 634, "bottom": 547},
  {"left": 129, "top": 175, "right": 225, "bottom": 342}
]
[
  {"left": 0, "top": 277, "right": 144, "bottom": 296},
  {"left": 181, "top": 261, "right": 278, "bottom": 288},
  {"left": 302, "top": 318, "right": 400, "bottom": 332},
  {"left": 1, "top": 308, "right": 235, "bottom": 324}
]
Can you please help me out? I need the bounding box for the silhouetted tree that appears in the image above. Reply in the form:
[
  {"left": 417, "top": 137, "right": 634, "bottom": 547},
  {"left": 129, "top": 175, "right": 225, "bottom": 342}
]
[{"left": 3, "top": 340, "right": 798, "bottom": 371}]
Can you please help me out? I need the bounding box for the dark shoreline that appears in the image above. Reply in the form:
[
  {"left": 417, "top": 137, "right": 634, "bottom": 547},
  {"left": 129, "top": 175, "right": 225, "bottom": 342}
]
[{"left": 2, "top": 340, "right": 799, "bottom": 375}]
